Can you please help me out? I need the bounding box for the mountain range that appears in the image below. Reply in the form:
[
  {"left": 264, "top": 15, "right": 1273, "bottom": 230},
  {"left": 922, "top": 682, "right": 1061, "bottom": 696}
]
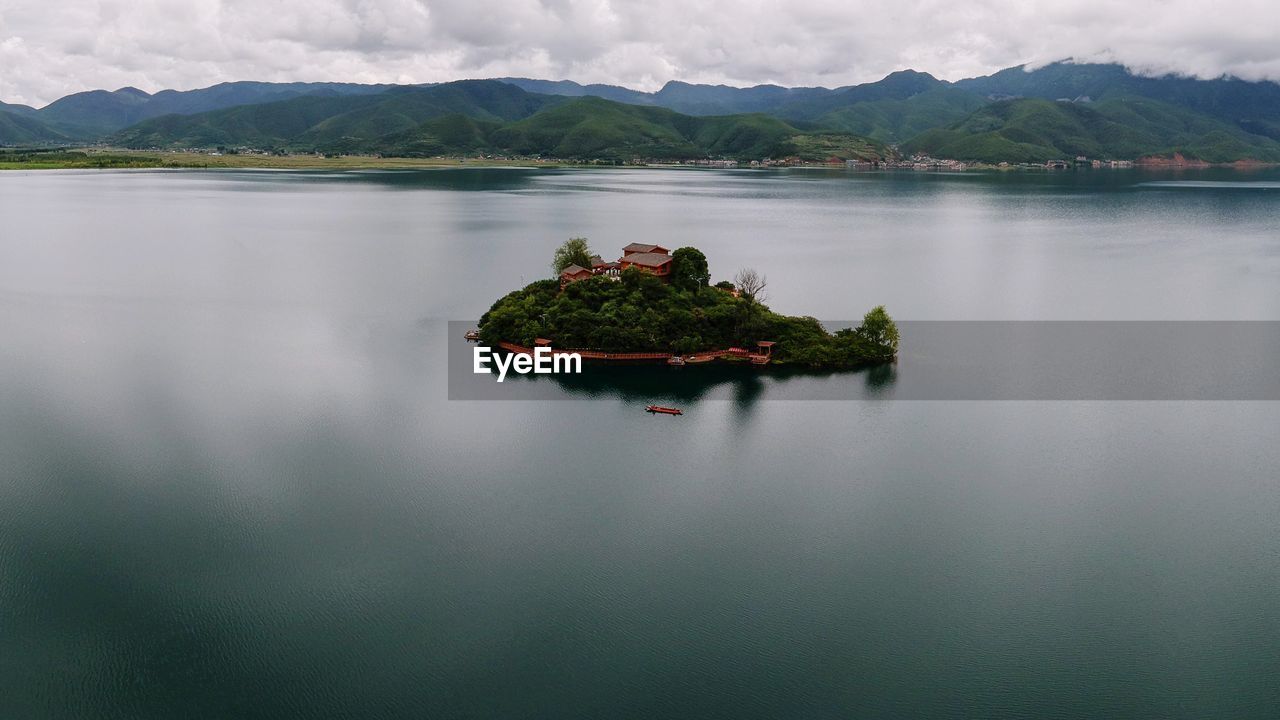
[{"left": 4, "top": 62, "right": 1280, "bottom": 163}]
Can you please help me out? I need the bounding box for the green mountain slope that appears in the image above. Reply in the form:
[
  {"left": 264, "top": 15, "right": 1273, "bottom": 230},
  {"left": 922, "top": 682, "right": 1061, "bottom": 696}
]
[
  {"left": 499, "top": 78, "right": 841, "bottom": 116},
  {"left": 812, "top": 87, "right": 988, "bottom": 143},
  {"left": 112, "top": 82, "right": 889, "bottom": 161},
  {"left": 33, "top": 82, "right": 404, "bottom": 139},
  {"left": 488, "top": 97, "right": 874, "bottom": 160},
  {"left": 141, "top": 81, "right": 399, "bottom": 118},
  {"left": 12, "top": 60, "right": 1280, "bottom": 148},
  {"left": 374, "top": 114, "right": 502, "bottom": 156},
  {"left": 491, "top": 65, "right": 1280, "bottom": 150},
  {"left": 495, "top": 78, "right": 655, "bottom": 106},
  {"left": 493, "top": 70, "right": 944, "bottom": 120},
  {"left": 773, "top": 70, "right": 946, "bottom": 120},
  {"left": 38, "top": 87, "right": 154, "bottom": 136},
  {"left": 956, "top": 62, "right": 1280, "bottom": 139},
  {"left": 112, "top": 94, "right": 384, "bottom": 148},
  {"left": 297, "top": 82, "right": 559, "bottom": 150},
  {"left": 0, "top": 110, "right": 68, "bottom": 145},
  {"left": 0, "top": 101, "right": 38, "bottom": 117},
  {"left": 650, "top": 81, "right": 834, "bottom": 115},
  {"left": 490, "top": 97, "right": 699, "bottom": 157},
  {"left": 902, "top": 97, "right": 1280, "bottom": 162},
  {"left": 113, "top": 81, "right": 558, "bottom": 150}
]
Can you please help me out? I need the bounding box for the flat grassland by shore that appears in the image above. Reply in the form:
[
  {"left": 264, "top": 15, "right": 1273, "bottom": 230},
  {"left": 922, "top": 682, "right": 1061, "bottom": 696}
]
[{"left": 0, "top": 148, "right": 564, "bottom": 170}]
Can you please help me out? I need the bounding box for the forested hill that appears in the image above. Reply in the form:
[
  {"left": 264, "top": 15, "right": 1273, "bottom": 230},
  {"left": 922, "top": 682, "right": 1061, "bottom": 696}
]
[
  {"left": 109, "top": 81, "right": 888, "bottom": 162},
  {"left": 4, "top": 61, "right": 1280, "bottom": 162},
  {"left": 903, "top": 97, "right": 1280, "bottom": 163},
  {"left": 1, "top": 82, "right": 400, "bottom": 141},
  {"left": 954, "top": 62, "right": 1280, "bottom": 139}
]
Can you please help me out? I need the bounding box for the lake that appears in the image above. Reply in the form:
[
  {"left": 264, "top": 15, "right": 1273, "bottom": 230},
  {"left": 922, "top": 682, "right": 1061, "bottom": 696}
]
[{"left": 1, "top": 167, "right": 1278, "bottom": 718}]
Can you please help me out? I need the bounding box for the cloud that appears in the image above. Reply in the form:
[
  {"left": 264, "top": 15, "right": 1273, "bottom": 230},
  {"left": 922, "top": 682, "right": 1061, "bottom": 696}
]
[{"left": 1, "top": 0, "right": 1278, "bottom": 106}]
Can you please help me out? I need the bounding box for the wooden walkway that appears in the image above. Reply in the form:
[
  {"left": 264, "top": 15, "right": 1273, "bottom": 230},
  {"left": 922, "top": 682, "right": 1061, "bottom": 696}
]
[
  {"left": 496, "top": 342, "right": 768, "bottom": 365},
  {"left": 686, "top": 348, "right": 749, "bottom": 362},
  {"left": 497, "top": 341, "right": 671, "bottom": 362}
]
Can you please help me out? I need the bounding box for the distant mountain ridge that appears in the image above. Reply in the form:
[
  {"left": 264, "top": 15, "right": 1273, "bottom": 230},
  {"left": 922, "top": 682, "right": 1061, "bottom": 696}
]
[
  {"left": 903, "top": 96, "right": 1280, "bottom": 162},
  {"left": 0, "top": 109, "right": 69, "bottom": 144},
  {"left": 1, "top": 81, "right": 411, "bottom": 142},
  {"left": 110, "top": 80, "right": 888, "bottom": 162},
  {"left": 0, "top": 100, "right": 38, "bottom": 116},
  {"left": 497, "top": 77, "right": 845, "bottom": 116},
  {"left": 4, "top": 62, "right": 1280, "bottom": 162}
]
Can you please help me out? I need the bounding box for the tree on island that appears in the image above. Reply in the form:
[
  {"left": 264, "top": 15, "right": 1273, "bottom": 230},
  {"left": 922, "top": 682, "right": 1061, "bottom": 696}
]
[
  {"left": 734, "top": 268, "right": 767, "bottom": 303},
  {"left": 552, "top": 237, "right": 593, "bottom": 274},
  {"left": 670, "top": 247, "right": 711, "bottom": 291},
  {"left": 854, "top": 305, "right": 900, "bottom": 353}
]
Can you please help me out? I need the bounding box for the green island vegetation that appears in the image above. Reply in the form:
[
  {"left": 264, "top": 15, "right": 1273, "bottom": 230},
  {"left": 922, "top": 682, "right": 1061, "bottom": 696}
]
[{"left": 479, "top": 239, "right": 899, "bottom": 369}]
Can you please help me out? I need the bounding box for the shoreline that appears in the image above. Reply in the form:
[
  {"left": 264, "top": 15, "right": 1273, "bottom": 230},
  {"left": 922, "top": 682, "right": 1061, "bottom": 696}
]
[
  {"left": 0, "top": 149, "right": 568, "bottom": 171},
  {"left": 3, "top": 148, "right": 1278, "bottom": 172}
]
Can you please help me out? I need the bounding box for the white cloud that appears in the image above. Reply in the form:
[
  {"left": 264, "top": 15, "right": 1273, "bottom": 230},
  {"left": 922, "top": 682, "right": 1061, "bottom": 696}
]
[{"left": 1, "top": 0, "right": 1278, "bottom": 106}]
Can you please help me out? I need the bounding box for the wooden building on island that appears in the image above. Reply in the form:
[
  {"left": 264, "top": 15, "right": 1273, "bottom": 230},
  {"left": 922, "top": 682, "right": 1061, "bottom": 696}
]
[
  {"left": 561, "top": 243, "right": 673, "bottom": 287},
  {"left": 558, "top": 263, "right": 595, "bottom": 288}
]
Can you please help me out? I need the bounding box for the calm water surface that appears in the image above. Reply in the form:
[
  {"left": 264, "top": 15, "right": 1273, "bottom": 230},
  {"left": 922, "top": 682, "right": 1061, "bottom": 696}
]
[{"left": 1, "top": 167, "right": 1278, "bottom": 718}]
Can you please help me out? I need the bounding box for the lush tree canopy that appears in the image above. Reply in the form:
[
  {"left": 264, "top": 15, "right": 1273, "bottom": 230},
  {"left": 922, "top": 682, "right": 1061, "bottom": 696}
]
[
  {"left": 480, "top": 248, "right": 897, "bottom": 369},
  {"left": 855, "top": 305, "right": 900, "bottom": 352},
  {"left": 551, "top": 237, "right": 593, "bottom": 274},
  {"left": 670, "top": 247, "right": 711, "bottom": 291}
]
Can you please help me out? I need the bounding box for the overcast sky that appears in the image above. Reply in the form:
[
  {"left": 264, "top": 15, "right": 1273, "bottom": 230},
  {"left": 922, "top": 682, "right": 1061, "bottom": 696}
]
[{"left": 2, "top": 0, "right": 1278, "bottom": 106}]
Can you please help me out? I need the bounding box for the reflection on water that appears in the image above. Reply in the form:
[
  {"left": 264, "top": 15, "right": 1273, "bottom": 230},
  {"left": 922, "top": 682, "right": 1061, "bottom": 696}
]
[
  {"left": 501, "top": 360, "right": 898, "bottom": 406},
  {"left": 189, "top": 166, "right": 565, "bottom": 192},
  {"left": 2, "top": 168, "right": 1279, "bottom": 719},
  {"left": 1138, "top": 180, "right": 1280, "bottom": 189}
]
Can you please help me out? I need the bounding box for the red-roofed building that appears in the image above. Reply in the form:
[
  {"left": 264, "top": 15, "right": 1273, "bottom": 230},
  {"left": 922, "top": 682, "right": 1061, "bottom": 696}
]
[
  {"left": 619, "top": 251, "right": 673, "bottom": 277},
  {"left": 621, "top": 243, "right": 670, "bottom": 256},
  {"left": 559, "top": 263, "right": 594, "bottom": 288},
  {"left": 560, "top": 244, "right": 674, "bottom": 287}
]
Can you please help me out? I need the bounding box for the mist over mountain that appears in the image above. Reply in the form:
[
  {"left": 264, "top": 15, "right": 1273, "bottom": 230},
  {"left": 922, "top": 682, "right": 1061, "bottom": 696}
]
[
  {"left": 955, "top": 63, "right": 1280, "bottom": 140},
  {"left": 4, "top": 62, "right": 1280, "bottom": 162}
]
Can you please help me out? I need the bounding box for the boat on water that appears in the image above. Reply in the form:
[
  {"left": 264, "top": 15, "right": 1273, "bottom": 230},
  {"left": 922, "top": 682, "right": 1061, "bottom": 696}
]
[
  {"left": 463, "top": 329, "right": 480, "bottom": 341},
  {"left": 667, "top": 356, "right": 686, "bottom": 366},
  {"left": 645, "top": 405, "right": 683, "bottom": 415}
]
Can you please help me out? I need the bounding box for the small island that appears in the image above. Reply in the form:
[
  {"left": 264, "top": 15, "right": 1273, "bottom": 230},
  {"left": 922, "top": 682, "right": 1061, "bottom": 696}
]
[{"left": 478, "top": 238, "right": 898, "bottom": 369}]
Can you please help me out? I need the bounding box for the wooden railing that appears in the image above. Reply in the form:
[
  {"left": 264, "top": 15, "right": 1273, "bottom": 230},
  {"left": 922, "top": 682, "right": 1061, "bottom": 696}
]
[
  {"left": 496, "top": 341, "right": 766, "bottom": 363},
  {"left": 497, "top": 341, "right": 671, "bottom": 361}
]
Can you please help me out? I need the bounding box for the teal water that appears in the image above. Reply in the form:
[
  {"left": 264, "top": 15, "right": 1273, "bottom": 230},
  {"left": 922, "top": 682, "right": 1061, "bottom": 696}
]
[{"left": 1, "top": 168, "right": 1278, "bottom": 718}]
